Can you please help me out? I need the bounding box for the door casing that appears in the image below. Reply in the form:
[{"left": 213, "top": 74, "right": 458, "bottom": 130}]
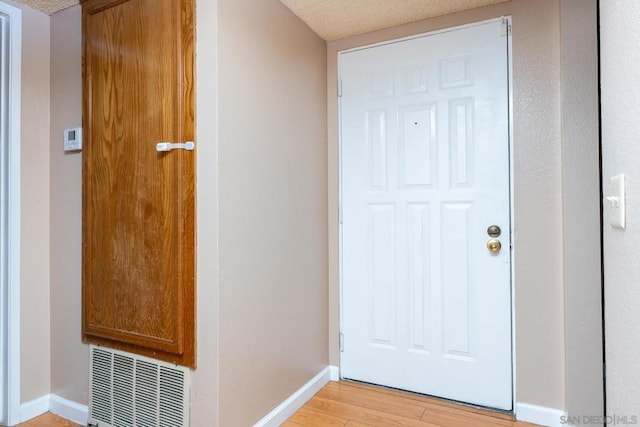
[{"left": 0, "top": 1, "right": 21, "bottom": 425}]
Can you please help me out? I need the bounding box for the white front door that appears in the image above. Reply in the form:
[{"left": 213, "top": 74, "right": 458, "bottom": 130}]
[{"left": 340, "top": 19, "right": 512, "bottom": 410}]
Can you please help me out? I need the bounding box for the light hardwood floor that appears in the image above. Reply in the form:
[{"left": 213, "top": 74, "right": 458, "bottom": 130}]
[
  {"left": 15, "top": 413, "right": 79, "bottom": 427},
  {"left": 284, "top": 381, "right": 540, "bottom": 427},
  {"left": 15, "top": 382, "right": 539, "bottom": 426}
]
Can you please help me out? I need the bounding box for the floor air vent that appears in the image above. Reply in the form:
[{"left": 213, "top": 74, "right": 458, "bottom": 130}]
[{"left": 89, "top": 345, "right": 190, "bottom": 427}]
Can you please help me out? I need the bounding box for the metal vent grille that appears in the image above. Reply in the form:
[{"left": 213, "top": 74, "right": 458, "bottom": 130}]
[{"left": 89, "top": 346, "right": 190, "bottom": 427}]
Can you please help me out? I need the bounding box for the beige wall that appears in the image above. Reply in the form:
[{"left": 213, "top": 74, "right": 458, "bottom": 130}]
[
  {"left": 49, "top": 4, "right": 88, "bottom": 405},
  {"left": 8, "top": 0, "right": 53, "bottom": 404},
  {"left": 190, "top": 0, "right": 219, "bottom": 424},
  {"left": 511, "top": 0, "right": 565, "bottom": 409},
  {"left": 560, "top": 0, "right": 603, "bottom": 423},
  {"left": 600, "top": 1, "right": 640, "bottom": 419},
  {"left": 328, "top": 0, "right": 567, "bottom": 412},
  {"left": 216, "top": 0, "right": 328, "bottom": 424}
]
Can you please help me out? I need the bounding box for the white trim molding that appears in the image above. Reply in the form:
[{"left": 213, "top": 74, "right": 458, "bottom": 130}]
[
  {"left": 254, "top": 366, "right": 338, "bottom": 427},
  {"left": 50, "top": 395, "right": 89, "bottom": 426},
  {"left": 19, "top": 395, "right": 49, "bottom": 424},
  {"left": 0, "top": 1, "right": 21, "bottom": 426},
  {"left": 329, "top": 365, "right": 340, "bottom": 381},
  {"left": 19, "top": 394, "right": 88, "bottom": 426},
  {"left": 516, "top": 402, "right": 566, "bottom": 427}
]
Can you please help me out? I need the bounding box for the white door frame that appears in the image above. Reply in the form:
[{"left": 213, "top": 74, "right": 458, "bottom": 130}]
[
  {"left": 0, "top": 1, "right": 21, "bottom": 425},
  {"left": 337, "top": 16, "right": 516, "bottom": 409}
]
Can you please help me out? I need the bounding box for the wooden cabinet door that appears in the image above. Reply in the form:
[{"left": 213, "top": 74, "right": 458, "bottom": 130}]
[{"left": 82, "top": 0, "right": 195, "bottom": 367}]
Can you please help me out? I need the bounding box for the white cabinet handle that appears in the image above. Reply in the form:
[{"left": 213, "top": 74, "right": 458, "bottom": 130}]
[{"left": 156, "top": 141, "right": 195, "bottom": 152}]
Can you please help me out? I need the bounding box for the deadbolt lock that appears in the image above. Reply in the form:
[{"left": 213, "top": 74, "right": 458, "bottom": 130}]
[
  {"left": 487, "top": 225, "right": 502, "bottom": 238},
  {"left": 487, "top": 239, "right": 502, "bottom": 254}
]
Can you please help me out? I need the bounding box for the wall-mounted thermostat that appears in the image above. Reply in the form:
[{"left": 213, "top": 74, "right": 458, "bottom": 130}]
[{"left": 64, "top": 127, "right": 82, "bottom": 151}]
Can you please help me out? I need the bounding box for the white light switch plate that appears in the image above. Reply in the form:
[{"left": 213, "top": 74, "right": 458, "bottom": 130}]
[{"left": 607, "top": 174, "right": 625, "bottom": 229}]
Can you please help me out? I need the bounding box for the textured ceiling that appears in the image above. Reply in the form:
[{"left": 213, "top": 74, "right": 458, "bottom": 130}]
[
  {"left": 280, "top": 0, "right": 510, "bottom": 41},
  {"left": 13, "top": 0, "right": 78, "bottom": 15},
  {"left": 15, "top": 0, "right": 509, "bottom": 39}
]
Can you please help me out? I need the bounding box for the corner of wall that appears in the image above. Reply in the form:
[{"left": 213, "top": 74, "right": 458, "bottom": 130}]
[
  {"left": 49, "top": 4, "right": 89, "bottom": 406},
  {"left": 18, "top": 0, "right": 52, "bottom": 404},
  {"left": 191, "top": 0, "right": 221, "bottom": 425},
  {"left": 511, "top": 0, "right": 566, "bottom": 410},
  {"left": 559, "top": 0, "right": 604, "bottom": 423},
  {"left": 600, "top": 0, "right": 640, "bottom": 419}
]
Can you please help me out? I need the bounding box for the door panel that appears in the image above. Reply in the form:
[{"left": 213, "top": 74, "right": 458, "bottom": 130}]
[
  {"left": 340, "top": 20, "right": 511, "bottom": 409},
  {"left": 82, "top": 0, "right": 195, "bottom": 367}
]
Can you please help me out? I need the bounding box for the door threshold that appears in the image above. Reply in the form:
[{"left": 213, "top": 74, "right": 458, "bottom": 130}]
[{"left": 341, "top": 378, "right": 515, "bottom": 419}]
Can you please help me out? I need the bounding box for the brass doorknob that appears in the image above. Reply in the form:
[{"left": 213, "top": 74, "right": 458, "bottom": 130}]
[{"left": 487, "top": 239, "right": 502, "bottom": 254}]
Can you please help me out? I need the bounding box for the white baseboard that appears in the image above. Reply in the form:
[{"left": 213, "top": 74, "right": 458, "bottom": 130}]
[
  {"left": 329, "top": 365, "right": 340, "bottom": 381},
  {"left": 18, "top": 394, "right": 88, "bottom": 426},
  {"left": 50, "top": 394, "right": 89, "bottom": 426},
  {"left": 19, "top": 394, "right": 50, "bottom": 423},
  {"left": 517, "top": 402, "right": 566, "bottom": 427},
  {"left": 254, "top": 365, "right": 339, "bottom": 427}
]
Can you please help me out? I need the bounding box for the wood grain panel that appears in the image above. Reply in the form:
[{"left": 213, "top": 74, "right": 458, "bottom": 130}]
[{"left": 82, "top": 0, "right": 195, "bottom": 367}]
